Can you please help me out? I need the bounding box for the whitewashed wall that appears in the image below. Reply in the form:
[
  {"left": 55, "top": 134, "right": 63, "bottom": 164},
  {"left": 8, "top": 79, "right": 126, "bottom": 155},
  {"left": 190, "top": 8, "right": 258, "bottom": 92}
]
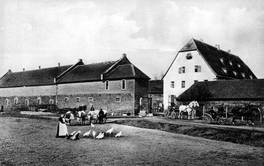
[{"left": 163, "top": 50, "right": 216, "bottom": 109}]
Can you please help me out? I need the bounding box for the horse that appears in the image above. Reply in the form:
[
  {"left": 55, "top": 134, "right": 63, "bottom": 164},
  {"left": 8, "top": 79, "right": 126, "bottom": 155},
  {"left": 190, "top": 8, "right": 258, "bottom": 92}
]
[
  {"left": 88, "top": 109, "right": 108, "bottom": 124},
  {"left": 178, "top": 101, "right": 199, "bottom": 119}
]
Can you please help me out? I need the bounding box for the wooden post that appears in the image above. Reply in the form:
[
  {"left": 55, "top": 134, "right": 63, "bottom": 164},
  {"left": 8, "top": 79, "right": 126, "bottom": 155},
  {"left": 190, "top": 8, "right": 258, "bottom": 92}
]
[{"left": 203, "top": 105, "right": 205, "bottom": 117}]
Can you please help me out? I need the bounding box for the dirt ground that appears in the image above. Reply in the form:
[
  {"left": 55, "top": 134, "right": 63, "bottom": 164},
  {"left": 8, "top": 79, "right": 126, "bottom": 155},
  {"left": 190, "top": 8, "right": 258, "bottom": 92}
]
[{"left": 0, "top": 117, "right": 263, "bottom": 166}]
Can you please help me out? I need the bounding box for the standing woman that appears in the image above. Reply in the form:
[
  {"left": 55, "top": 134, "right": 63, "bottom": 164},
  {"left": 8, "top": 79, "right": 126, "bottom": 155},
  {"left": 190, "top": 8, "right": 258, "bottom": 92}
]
[{"left": 56, "top": 114, "right": 68, "bottom": 138}]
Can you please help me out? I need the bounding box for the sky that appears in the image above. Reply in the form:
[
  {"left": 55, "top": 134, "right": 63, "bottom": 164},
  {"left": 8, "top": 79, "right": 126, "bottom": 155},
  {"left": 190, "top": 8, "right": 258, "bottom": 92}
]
[{"left": 0, "top": 0, "right": 264, "bottom": 79}]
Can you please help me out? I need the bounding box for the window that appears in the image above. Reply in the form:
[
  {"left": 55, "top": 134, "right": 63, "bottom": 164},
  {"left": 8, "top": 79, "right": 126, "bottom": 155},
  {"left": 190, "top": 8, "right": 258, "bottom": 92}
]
[
  {"left": 233, "top": 71, "right": 237, "bottom": 76},
  {"left": 105, "top": 80, "right": 109, "bottom": 90},
  {"left": 237, "top": 64, "right": 241, "bottom": 68},
  {"left": 186, "top": 53, "right": 192, "bottom": 60},
  {"left": 49, "top": 99, "right": 54, "bottom": 104},
  {"left": 194, "top": 65, "right": 201, "bottom": 72},
  {"left": 241, "top": 73, "right": 245, "bottom": 78},
  {"left": 64, "top": 97, "right": 69, "bottom": 102},
  {"left": 76, "top": 97, "right": 80, "bottom": 103},
  {"left": 14, "top": 97, "right": 18, "bottom": 104},
  {"left": 178, "top": 66, "right": 186, "bottom": 74},
  {"left": 222, "top": 68, "right": 227, "bottom": 73},
  {"left": 194, "top": 80, "right": 198, "bottom": 83},
  {"left": 229, "top": 61, "right": 233, "bottom": 66},
  {"left": 116, "top": 97, "right": 121, "bottom": 102},
  {"left": 88, "top": 97, "right": 94, "bottom": 102},
  {"left": 170, "top": 81, "right": 175, "bottom": 88},
  {"left": 25, "top": 99, "right": 29, "bottom": 106},
  {"left": 37, "top": 97, "right": 41, "bottom": 105},
  {"left": 5, "top": 99, "right": 9, "bottom": 106},
  {"left": 181, "top": 81, "right": 185, "bottom": 88},
  {"left": 121, "top": 79, "right": 126, "bottom": 90},
  {"left": 220, "top": 58, "right": 224, "bottom": 64}
]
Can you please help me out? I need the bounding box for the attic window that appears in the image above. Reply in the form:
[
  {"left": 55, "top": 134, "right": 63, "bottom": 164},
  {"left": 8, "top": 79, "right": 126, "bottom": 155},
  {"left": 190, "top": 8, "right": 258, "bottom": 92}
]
[
  {"left": 249, "top": 75, "right": 253, "bottom": 79},
  {"left": 186, "top": 53, "right": 192, "bottom": 60},
  {"left": 220, "top": 58, "right": 224, "bottom": 64},
  {"left": 233, "top": 71, "right": 237, "bottom": 76},
  {"left": 222, "top": 68, "right": 227, "bottom": 73},
  {"left": 237, "top": 64, "right": 241, "bottom": 68},
  {"left": 229, "top": 61, "right": 233, "bottom": 66},
  {"left": 178, "top": 66, "right": 185, "bottom": 74},
  {"left": 241, "top": 73, "right": 245, "bottom": 78}
]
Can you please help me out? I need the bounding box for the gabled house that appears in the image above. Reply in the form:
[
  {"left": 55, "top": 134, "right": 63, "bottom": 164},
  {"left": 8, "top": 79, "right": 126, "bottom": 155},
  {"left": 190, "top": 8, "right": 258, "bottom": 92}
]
[
  {"left": 0, "top": 54, "right": 150, "bottom": 115},
  {"left": 162, "top": 38, "right": 256, "bottom": 109}
]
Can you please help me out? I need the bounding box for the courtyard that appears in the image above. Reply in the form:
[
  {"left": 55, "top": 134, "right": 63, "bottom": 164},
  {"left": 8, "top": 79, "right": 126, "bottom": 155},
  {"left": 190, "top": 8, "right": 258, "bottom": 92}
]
[{"left": 0, "top": 116, "right": 263, "bottom": 165}]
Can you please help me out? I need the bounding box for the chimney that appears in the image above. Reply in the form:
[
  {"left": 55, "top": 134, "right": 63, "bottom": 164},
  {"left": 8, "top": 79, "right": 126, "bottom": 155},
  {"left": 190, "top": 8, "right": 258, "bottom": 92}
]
[
  {"left": 227, "top": 49, "right": 231, "bottom": 53},
  {"left": 23, "top": 68, "right": 25, "bottom": 71},
  {"left": 79, "top": 59, "right": 82, "bottom": 63},
  {"left": 8, "top": 69, "right": 12, "bottom": 73},
  {"left": 58, "top": 63, "right": 60, "bottom": 67},
  {"left": 122, "top": 53, "right": 127, "bottom": 58},
  {"left": 38, "top": 66, "right": 41, "bottom": 69}
]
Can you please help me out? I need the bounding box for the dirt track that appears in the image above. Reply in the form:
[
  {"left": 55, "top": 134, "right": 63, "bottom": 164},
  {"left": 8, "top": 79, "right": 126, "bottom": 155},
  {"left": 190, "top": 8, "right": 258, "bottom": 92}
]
[{"left": 0, "top": 117, "right": 263, "bottom": 165}]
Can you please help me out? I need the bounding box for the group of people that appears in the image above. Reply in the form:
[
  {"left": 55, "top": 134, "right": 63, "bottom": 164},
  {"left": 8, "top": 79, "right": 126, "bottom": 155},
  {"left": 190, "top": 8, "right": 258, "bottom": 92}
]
[{"left": 56, "top": 105, "right": 106, "bottom": 138}]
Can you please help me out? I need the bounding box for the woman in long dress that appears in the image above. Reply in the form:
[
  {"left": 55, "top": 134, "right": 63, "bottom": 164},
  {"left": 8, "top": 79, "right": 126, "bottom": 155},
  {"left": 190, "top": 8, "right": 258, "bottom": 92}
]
[{"left": 56, "top": 114, "right": 68, "bottom": 138}]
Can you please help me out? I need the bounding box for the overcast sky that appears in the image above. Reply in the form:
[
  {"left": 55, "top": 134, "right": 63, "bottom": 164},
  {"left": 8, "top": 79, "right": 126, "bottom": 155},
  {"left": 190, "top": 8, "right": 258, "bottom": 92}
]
[{"left": 0, "top": 0, "right": 264, "bottom": 79}]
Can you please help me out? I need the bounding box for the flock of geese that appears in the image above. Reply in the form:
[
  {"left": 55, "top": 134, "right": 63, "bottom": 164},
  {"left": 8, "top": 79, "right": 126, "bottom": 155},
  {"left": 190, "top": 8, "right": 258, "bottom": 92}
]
[{"left": 68, "top": 123, "right": 122, "bottom": 140}]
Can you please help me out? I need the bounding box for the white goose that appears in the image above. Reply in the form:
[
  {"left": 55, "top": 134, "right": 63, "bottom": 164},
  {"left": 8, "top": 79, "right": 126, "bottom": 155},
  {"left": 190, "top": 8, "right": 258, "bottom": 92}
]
[
  {"left": 92, "top": 130, "right": 97, "bottom": 138},
  {"left": 91, "top": 123, "right": 95, "bottom": 128},
  {"left": 115, "top": 131, "right": 122, "bottom": 138},
  {"left": 96, "top": 132, "right": 104, "bottom": 139},
  {"left": 83, "top": 130, "right": 91, "bottom": 137},
  {"left": 106, "top": 127, "right": 114, "bottom": 135}
]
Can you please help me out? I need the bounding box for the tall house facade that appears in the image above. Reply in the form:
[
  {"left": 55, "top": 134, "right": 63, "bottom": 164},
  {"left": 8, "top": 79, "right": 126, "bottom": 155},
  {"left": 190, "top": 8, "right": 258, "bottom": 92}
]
[{"left": 163, "top": 38, "right": 257, "bottom": 110}]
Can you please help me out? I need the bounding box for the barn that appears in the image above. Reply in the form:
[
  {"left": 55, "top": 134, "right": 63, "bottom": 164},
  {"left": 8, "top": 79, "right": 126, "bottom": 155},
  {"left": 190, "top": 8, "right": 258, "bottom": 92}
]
[
  {"left": 177, "top": 79, "right": 264, "bottom": 123},
  {"left": 0, "top": 54, "right": 150, "bottom": 116}
]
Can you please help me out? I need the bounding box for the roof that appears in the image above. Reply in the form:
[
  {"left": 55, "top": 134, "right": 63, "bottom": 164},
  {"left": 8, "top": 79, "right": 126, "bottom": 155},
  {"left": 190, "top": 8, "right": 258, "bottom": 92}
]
[
  {"left": 177, "top": 79, "right": 264, "bottom": 101},
  {"left": 148, "top": 80, "right": 163, "bottom": 94},
  {"left": 0, "top": 55, "right": 150, "bottom": 87},
  {"left": 163, "top": 38, "right": 257, "bottom": 79}
]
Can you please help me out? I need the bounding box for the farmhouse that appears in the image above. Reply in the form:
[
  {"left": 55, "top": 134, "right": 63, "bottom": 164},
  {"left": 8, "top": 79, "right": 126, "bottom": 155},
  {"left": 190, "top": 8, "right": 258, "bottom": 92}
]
[
  {"left": 0, "top": 54, "right": 150, "bottom": 115},
  {"left": 163, "top": 38, "right": 256, "bottom": 109},
  {"left": 177, "top": 79, "right": 264, "bottom": 123}
]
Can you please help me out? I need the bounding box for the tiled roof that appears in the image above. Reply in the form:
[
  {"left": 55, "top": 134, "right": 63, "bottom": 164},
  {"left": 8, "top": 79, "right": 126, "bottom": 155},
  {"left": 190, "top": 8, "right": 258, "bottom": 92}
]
[
  {"left": 0, "top": 65, "right": 70, "bottom": 87},
  {"left": 179, "top": 39, "right": 257, "bottom": 79},
  {"left": 0, "top": 55, "right": 150, "bottom": 87},
  {"left": 148, "top": 80, "right": 163, "bottom": 94},
  {"left": 177, "top": 79, "right": 264, "bottom": 101}
]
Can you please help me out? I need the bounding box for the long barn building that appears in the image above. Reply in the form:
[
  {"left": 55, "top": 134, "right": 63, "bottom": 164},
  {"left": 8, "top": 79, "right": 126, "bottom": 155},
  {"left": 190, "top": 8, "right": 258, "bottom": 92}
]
[{"left": 0, "top": 54, "right": 150, "bottom": 115}]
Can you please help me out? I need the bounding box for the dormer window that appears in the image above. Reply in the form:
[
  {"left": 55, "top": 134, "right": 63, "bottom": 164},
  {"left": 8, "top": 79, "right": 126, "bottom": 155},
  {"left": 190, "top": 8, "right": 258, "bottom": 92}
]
[
  {"left": 186, "top": 53, "right": 192, "bottom": 60},
  {"left": 241, "top": 73, "right": 245, "bottom": 78},
  {"left": 237, "top": 64, "right": 241, "bottom": 68},
  {"left": 233, "top": 71, "right": 237, "bottom": 76},
  {"left": 222, "top": 68, "right": 227, "bottom": 73},
  {"left": 249, "top": 75, "right": 253, "bottom": 79},
  {"left": 229, "top": 61, "right": 233, "bottom": 66},
  {"left": 220, "top": 58, "right": 224, "bottom": 64}
]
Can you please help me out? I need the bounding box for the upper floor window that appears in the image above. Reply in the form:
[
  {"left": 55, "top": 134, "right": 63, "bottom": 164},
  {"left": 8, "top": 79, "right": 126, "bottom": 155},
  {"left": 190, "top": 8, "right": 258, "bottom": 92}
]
[
  {"left": 37, "top": 97, "right": 41, "bottom": 105},
  {"left": 105, "top": 80, "right": 109, "bottom": 90},
  {"left": 76, "top": 97, "right": 80, "bottom": 103},
  {"left": 233, "top": 71, "right": 237, "bottom": 76},
  {"left": 194, "top": 65, "right": 201, "bottom": 72},
  {"left": 170, "top": 81, "right": 175, "bottom": 88},
  {"left": 121, "top": 79, "right": 126, "bottom": 90},
  {"left": 229, "top": 61, "right": 233, "bottom": 66},
  {"left": 186, "top": 53, "right": 192, "bottom": 60},
  {"left": 178, "top": 66, "right": 185, "bottom": 74},
  {"left": 181, "top": 81, "right": 185, "bottom": 88},
  {"left": 14, "top": 97, "right": 18, "bottom": 104}
]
